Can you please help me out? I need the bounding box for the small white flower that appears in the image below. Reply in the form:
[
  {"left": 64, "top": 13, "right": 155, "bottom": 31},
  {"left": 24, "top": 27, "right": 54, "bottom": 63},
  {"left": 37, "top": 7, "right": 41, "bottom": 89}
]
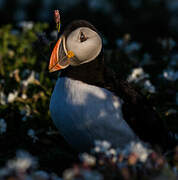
[
  {"left": 163, "top": 69, "right": 178, "bottom": 81},
  {"left": 27, "top": 129, "right": 39, "bottom": 143},
  {"left": 122, "top": 141, "right": 152, "bottom": 163},
  {"left": 105, "top": 148, "right": 117, "bottom": 158},
  {"left": 127, "top": 67, "right": 149, "bottom": 83},
  {"left": 22, "top": 71, "right": 39, "bottom": 87},
  {"left": 143, "top": 80, "right": 156, "bottom": 93},
  {"left": 7, "top": 150, "right": 37, "bottom": 172},
  {"left": 21, "top": 105, "right": 31, "bottom": 117},
  {"left": 21, "top": 94, "right": 27, "bottom": 99},
  {"left": 0, "top": 92, "right": 7, "bottom": 105},
  {"left": 94, "top": 140, "right": 111, "bottom": 153},
  {"left": 109, "top": 148, "right": 117, "bottom": 156},
  {"left": 63, "top": 169, "right": 75, "bottom": 180},
  {"left": 93, "top": 146, "right": 101, "bottom": 153},
  {"left": 18, "top": 21, "right": 34, "bottom": 30},
  {"left": 7, "top": 91, "right": 18, "bottom": 103},
  {"left": 102, "top": 140, "right": 111, "bottom": 149},
  {"left": 80, "top": 153, "right": 96, "bottom": 166},
  {"left": 0, "top": 118, "right": 7, "bottom": 134}
]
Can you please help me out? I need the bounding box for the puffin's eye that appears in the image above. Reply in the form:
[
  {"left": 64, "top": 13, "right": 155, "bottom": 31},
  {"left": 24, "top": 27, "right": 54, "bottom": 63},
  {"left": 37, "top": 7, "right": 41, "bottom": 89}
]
[{"left": 80, "top": 32, "right": 87, "bottom": 42}]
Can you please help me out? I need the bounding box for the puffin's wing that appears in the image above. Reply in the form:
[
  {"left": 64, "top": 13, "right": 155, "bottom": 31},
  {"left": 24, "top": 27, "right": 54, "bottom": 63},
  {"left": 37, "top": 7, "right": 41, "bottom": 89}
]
[{"left": 102, "top": 67, "right": 169, "bottom": 148}]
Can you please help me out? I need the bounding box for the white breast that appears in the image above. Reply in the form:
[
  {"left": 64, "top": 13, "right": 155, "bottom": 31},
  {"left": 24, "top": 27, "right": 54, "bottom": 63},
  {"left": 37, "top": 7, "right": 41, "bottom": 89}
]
[{"left": 50, "top": 77, "right": 138, "bottom": 151}]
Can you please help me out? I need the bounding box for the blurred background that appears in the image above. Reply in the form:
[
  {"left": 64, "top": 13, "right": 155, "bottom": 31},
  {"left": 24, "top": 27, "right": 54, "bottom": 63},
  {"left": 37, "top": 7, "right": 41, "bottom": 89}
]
[
  {"left": 0, "top": 0, "right": 178, "bottom": 48},
  {"left": 0, "top": 0, "right": 178, "bottom": 179}
]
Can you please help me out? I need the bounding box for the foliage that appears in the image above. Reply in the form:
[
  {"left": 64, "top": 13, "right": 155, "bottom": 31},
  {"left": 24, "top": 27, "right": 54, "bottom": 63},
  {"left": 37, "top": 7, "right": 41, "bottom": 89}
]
[{"left": 0, "top": 23, "right": 78, "bottom": 175}]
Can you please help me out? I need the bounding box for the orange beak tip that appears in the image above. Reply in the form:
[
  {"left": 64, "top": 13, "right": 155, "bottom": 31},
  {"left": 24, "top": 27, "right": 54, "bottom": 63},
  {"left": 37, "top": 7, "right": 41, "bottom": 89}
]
[{"left": 49, "top": 39, "right": 62, "bottom": 72}]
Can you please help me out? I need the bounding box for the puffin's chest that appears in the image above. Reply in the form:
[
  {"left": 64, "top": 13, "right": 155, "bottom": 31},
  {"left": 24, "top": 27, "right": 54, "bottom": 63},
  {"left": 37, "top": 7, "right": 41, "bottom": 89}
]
[
  {"left": 50, "top": 77, "right": 124, "bottom": 121},
  {"left": 50, "top": 77, "right": 137, "bottom": 150}
]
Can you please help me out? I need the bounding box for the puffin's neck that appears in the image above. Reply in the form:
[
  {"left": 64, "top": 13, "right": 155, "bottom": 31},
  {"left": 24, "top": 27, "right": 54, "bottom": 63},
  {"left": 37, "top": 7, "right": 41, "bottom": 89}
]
[{"left": 60, "top": 54, "right": 105, "bottom": 86}]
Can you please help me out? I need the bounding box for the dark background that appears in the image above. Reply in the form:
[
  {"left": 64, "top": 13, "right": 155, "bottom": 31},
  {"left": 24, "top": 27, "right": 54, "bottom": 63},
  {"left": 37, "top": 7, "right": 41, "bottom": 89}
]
[
  {"left": 0, "top": 0, "right": 178, "bottom": 49},
  {"left": 0, "top": 1, "right": 178, "bottom": 177}
]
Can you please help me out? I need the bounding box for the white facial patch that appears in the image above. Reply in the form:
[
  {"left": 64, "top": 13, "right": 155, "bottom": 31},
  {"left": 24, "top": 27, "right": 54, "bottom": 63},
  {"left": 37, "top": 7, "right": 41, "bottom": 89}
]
[{"left": 66, "top": 27, "right": 102, "bottom": 65}]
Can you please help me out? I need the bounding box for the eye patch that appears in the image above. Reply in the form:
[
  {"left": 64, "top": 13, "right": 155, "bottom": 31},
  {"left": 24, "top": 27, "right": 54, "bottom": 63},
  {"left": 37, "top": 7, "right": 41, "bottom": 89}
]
[{"left": 80, "top": 32, "right": 88, "bottom": 42}]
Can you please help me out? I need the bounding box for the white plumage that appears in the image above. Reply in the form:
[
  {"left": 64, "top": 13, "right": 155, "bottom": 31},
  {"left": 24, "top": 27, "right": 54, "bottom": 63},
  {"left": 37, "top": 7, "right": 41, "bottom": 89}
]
[
  {"left": 50, "top": 77, "right": 138, "bottom": 151},
  {"left": 66, "top": 27, "right": 102, "bottom": 65}
]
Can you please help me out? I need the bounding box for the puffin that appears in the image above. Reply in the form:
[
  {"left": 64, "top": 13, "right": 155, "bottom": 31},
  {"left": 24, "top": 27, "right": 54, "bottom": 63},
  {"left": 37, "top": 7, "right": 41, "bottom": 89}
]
[{"left": 49, "top": 20, "right": 171, "bottom": 152}]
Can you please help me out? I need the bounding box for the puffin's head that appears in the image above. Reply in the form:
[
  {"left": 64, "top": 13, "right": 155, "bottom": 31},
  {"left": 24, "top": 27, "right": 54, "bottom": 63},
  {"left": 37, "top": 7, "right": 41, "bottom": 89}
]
[{"left": 49, "top": 20, "right": 102, "bottom": 72}]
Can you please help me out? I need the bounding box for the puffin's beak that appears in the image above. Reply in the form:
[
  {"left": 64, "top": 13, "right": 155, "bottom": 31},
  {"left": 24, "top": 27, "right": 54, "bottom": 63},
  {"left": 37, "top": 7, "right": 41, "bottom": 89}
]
[
  {"left": 49, "top": 37, "right": 71, "bottom": 72},
  {"left": 49, "top": 38, "right": 62, "bottom": 72}
]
